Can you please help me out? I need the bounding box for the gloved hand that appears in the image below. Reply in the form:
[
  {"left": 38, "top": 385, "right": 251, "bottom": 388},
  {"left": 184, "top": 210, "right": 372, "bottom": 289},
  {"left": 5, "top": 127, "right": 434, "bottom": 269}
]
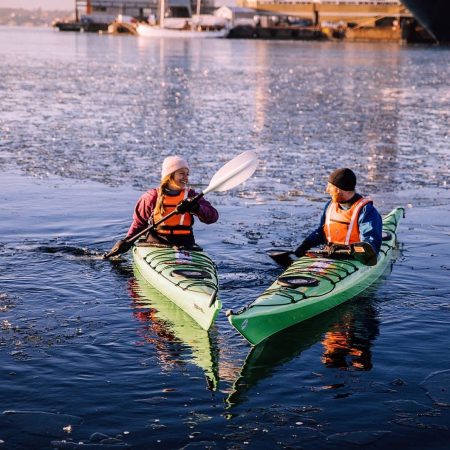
[
  {"left": 325, "top": 244, "right": 352, "bottom": 257},
  {"left": 324, "top": 244, "right": 336, "bottom": 256},
  {"left": 176, "top": 198, "right": 200, "bottom": 214},
  {"left": 108, "top": 239, "right": 132, "bottom": 257}
]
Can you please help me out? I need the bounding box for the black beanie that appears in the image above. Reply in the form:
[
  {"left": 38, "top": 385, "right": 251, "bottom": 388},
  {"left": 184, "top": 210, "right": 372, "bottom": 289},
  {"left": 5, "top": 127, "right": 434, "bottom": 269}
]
[{"left": 328, "top": 168, "right": 356, "bottom": 191}]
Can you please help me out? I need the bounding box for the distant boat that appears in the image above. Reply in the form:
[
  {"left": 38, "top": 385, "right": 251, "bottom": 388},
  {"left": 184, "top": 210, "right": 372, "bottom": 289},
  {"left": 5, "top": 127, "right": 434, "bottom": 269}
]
[
  {"left": 401, "top": 0, "right": 450, "bottom": 43},
  {"left": 135, "top": 0, "right": 229, "bottom": 39},
  {"left": 136, "top": 22, "right": 229, "bottom": 39},
  {"left": 53, "top": 17, "right": 108, "bottom": 33},
  {"left": 53, "top": 0, "right": 109, "bottom": 33},
  {"left": 136, "top": 24, "right": 228, "bottom": 39}
]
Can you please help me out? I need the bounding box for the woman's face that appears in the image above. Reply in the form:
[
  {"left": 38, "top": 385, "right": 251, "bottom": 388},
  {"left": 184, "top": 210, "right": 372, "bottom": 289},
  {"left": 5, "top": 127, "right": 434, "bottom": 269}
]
[{"left": 169, "top": 168, "right": 189, "bottom": 189}]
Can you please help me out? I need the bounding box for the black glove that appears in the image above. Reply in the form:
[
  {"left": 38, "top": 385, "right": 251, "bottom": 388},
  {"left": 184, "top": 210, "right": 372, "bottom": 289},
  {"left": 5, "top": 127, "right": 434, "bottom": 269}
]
[
  {"left": 325, "top": 244, "right": 352, "bottom": 257},
  {"left": 108, "top": 239, "right": 132, "bottom": 257},
  {"left": 176, "top": 198, "right": 200, "bottom": 214}
]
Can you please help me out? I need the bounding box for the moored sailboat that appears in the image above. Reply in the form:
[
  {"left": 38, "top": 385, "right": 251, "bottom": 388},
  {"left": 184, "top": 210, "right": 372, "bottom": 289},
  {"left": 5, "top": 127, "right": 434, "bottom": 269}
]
[{"left": 136, "top": 0, "right": 229, "bottom": 38}]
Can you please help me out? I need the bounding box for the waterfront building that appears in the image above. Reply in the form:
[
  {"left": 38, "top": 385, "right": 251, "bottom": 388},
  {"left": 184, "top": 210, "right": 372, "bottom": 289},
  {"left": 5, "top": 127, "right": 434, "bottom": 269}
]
[
  {"left": 68, "top": 1, "right": 412, "bottom": 28},
  {"left": 238, "top": 0, "right": 410, "bottom": 27},
  {"left": 72, "top": 0, "right": 216, "bottom": 23},
  {"left": 59, "top": 0, "right": 433, "bottom": 43}
]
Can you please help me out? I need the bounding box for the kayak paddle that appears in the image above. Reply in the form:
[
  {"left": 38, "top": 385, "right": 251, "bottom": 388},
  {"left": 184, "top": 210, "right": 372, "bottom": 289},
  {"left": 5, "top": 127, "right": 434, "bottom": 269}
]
[
  {"left": 104, "top": 150, "right": 258, "bottom": 259},
  {"left": 267, "top": 242, "right": 377, "bottom": 267}
]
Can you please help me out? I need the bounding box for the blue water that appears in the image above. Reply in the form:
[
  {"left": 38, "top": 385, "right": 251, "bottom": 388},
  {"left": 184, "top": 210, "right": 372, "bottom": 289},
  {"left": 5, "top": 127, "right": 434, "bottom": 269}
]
[{"left": 0, "top": 26, "right": 449, "bottom": 449}]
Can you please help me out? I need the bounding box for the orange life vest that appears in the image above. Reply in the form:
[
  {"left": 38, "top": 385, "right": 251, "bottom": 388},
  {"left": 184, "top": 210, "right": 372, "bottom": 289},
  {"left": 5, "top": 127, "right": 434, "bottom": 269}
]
[
  {"left": 324, "top": 197, "right": 371, "bottom": 245},
  {"left": 153, "top": 188, "right": 193, "bottom": 236}
]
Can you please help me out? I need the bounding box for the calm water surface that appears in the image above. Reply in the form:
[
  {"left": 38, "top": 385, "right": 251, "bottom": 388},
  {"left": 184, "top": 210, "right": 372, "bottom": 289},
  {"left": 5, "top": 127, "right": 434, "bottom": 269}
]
[{"left": 0, "top": 27, "right": 449, "bottom": 449}]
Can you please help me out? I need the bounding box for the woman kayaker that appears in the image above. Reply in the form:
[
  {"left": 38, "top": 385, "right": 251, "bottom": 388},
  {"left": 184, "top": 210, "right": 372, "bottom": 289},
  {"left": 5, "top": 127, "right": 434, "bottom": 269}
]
[
  {"left": 294, "top": 168, "right": 382, "bottom": 264},
  {"left": 108, "top": 156, "right": 218, "bottom": 255}
]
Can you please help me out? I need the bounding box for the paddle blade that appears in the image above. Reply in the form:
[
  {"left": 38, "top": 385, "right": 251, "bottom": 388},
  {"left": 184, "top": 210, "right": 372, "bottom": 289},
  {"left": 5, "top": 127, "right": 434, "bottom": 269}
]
[
  {"left": 203, "top": 150, "right": 258, "bottom": 195},
  {"left": 266, "top": 249, "right": 294, "bottom": 268},
  {"left": 352, "top": 242, "right": 378, "bottom": 266}
]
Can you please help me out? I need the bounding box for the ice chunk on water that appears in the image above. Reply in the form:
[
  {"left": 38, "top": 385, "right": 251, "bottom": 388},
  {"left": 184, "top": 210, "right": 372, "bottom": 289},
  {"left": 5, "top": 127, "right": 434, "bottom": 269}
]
[
  {"left": 421, "top": 369, "right": 450, "bottom": 407},
  {"left": 2, "top": 410, "right": 83, "bottom": 437}
]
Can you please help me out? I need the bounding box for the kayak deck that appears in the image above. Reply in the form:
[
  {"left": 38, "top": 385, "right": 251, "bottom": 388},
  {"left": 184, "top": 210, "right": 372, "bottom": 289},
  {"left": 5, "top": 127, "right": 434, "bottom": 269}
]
[
  {"left": 133, "top": 244, "right": 221, "bottom": 331},
  {"left": 228, "top": 207, "right": 404, "bottom": 346}
]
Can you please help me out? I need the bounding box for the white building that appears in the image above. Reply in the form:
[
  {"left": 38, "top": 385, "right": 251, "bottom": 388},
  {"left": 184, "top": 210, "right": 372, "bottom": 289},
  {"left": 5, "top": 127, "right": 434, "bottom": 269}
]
[{"left": 75, "top": 0, "right": 216, "bottom": 23}]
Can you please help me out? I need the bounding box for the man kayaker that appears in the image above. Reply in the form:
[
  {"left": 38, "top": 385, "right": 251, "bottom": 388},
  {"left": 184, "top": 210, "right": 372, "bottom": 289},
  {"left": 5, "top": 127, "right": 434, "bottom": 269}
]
[
  {"left": 294, "top": 168, "right": 382, "bottom": 265},
  {"left": 108, "top": 156, "right": 218, "bottom": 255}
]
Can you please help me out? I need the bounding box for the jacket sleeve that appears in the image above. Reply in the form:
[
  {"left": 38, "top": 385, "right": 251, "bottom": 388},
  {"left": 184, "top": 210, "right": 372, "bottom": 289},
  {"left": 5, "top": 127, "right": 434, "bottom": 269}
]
[
  {"left": 358, "top": 203, "right": 383, "bottom": 254},
  {"left": 189, "top": 190, "right": 219, "bottom": 224},
  {"left": 126, "top": 189, "right": 158, "bottom": 237},
  {"left": 296, "top": 202, "right": 329, "bottom": 252}
]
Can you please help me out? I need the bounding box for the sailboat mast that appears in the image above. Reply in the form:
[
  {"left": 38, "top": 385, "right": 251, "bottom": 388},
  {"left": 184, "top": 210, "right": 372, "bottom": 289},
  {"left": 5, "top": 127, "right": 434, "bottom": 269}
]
[
  {"left": 196, "top": 0, "right": 201, "bottom": 17},
  {"left": 160, "top": 0, "right": 165, "bottom": 28}
]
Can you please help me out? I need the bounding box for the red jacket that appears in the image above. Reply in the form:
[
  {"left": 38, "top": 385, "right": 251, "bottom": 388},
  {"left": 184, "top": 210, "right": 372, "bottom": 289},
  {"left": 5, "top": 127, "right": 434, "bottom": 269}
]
[{"left": 126, "top": 188, "right": 219, "bottom": 238}]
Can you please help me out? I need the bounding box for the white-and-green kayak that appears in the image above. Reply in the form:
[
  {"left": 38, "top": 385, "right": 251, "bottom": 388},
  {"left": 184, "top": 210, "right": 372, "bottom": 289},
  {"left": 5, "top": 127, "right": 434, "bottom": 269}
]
[
  {"left": 227, "top": 207, "right": 404, "bottom": 346},
  {"left": 133, "top": 244, "right": 221, "bottom": 331}
]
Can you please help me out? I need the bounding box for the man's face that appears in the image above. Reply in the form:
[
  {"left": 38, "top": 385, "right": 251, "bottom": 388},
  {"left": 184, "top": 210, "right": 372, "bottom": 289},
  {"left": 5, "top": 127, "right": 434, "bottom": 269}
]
[{"left": 326, "top": 182, "right": 346, "bottom": 203}]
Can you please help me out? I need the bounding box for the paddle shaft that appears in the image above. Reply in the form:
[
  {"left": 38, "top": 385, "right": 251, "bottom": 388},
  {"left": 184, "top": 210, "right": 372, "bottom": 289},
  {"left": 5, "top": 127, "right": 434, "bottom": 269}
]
[{"left": 267, "top": 244, "right": 375, "bottom": 266}]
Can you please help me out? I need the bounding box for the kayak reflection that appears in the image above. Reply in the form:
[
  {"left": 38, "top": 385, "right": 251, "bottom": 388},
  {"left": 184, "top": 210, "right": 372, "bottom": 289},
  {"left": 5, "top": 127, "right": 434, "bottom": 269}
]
[
  {"left": 128, "top": 267, "right": 220, "bottom": 391},
  {"left": 226, "top": 299, "right": 379, "bottom": 407},
  {"left": 320, "top": 302, "right": 379, "bottom": 370}
]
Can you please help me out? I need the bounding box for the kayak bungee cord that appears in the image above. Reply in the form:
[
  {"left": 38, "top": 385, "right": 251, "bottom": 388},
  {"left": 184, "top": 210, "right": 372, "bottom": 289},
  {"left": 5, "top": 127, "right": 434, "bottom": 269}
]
[
  {"left": 144, "top": 248, "right": 218, "bottom": 293},
  {"left": 235, "top": 231, "right": 396, "bottom": 311}
]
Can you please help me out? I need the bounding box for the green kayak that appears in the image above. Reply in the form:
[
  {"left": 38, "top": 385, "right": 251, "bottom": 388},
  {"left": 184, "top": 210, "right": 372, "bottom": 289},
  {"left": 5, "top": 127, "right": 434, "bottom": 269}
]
[
  {"left": 227, "top": 207, "right": 404, "bottom": 346},
  {"left": 131, "top": 267, "right": 220, "bottom": 390},
  {"left": 133, "top": 244, "right": 221, "bottom": 331}
]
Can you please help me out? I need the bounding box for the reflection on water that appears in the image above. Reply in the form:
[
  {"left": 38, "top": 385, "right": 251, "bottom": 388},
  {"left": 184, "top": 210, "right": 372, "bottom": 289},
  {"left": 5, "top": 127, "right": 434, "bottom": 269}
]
[
  {"left": 226, "top": 298, "right": 380, "bottom": 408},
  {"left": 129, "top": 267, "right": 220, "bottom": 391},
  {"left": 321, "top": 302, "right": 379, "bottom": 370}
]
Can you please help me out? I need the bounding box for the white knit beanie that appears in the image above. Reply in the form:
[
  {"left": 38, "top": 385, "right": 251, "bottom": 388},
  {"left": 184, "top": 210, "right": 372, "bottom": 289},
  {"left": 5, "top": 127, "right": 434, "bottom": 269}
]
[{"left": 161, "top": 156, "right": 189, "bottom": 180}]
